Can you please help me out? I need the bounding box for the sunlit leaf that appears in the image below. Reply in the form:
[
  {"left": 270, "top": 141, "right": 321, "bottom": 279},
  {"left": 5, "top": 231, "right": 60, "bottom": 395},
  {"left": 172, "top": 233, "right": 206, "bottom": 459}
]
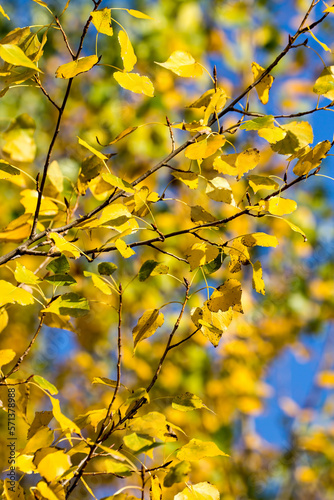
[
  {"left": 292, "top": 140, "right": 331, "bottom": 176},
  {"left": 115, "top": 238, "right": 136, "bottom": 258},
  {"left": 241, "top": 232, "right": 278, "bottom": 247},
  {"left": 50, "top": 396, "right": 81, "bottom": 433},
  {"left": 172, "top": 393, "right": 205, "bottom": 412},
  {"left": 91, "top": 8, "right": 113, "bottom": 36},
  {"left": 191, "top": 305, "right": 233, "bottom": 347},
  {"left": 313, "top": 66, "right": 334, "bottom": 100},
  {"left": 132, "top": 309, "right": 164, "bottom": 349},
  {"left": 77, "top": 136, "right": 108, "bottom": 160},
  {"left": 2, "top": 113, "right": 36, "bottom": 163},
  {"left": 251, "top": 62, "right": 274, "bottom": 104},
  {"left": 56, "top": 55, "right": 98, "bottom": 79},
  {"left": 102, "top": 173, "right": 135, "bottom": 193},
  {"left": 48, "top": 160, "right": 63, "bottom": 193},
  {"left": 125, "top": 8, "right": 153, "bottom": 19},
  {"left": 0, "top": 308, "right": 9, "bottom": 333},
  {"left": 240, "top": 115, "right": 274, "bottom": 130},
  {"left": 32, "top": 375, "right": 58, "bottom": 395},
  {"left": 114, "top": 71, "right": 154, "bottom": 97},
  {"left": 0, "top": 160, "right": 20, "bottom": 179},
  {"left": 15, "top": 262, "right": 39, "bottom": 285},
  {"left": 252, "top": 261, "right": 265, "bottom": 295},
  {"left": 156, "top": 51, "right": 204, "bottom": 77},
  {"left": 185, "top": 135, "right": 225, "bottom": 160},
  {"left": 0, "top": 5, "right": 10, "bottom": 19},
  {"left": 0, "top": 43, "right": 41, "bottom": 71},
  {"left": 207, "top": 279, "right": 243, "bottom": 313},
  {"left": 49, "top": 232, "right": 81, "bottom": 259},
  {"left": 119, "top": 30, "right": 137, "bottom": 72},
  {"left": 205, "top": 176, "right": 235, "bottom": 205},
  {"left": 186, "top": 242, "right": 219, "bottom": 271},
  {"left": 0, "top": 280, "right": 34, "bottom": 307},
  {"left": 248, "top": 174, "right": 279, "bottom": 193},
  {"left": 0, "top": 349, "right": 16, "bottom": 368},
  {"left": 214, "top": 148, "right": 260, "bottom": 179},
  {"left": 138, "top": 260, "right": 168, "bottom": 281},
  {"left": 22, "top": 426, "right": 54, "bottom": 454},
  {"left": 37, "top": 449, "right": 71, "bottom": 483},
  {"left": 84, "top": 271, "right": 111, "bottom": 295},
  {"left": 172, "top": 171, "right": 199, "bottom": 189}
]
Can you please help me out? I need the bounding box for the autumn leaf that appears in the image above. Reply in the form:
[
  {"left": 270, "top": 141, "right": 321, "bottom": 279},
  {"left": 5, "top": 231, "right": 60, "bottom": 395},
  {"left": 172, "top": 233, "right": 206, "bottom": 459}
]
[
  {"left": 156, "top": 51, "right": 204, "bottom": 77},
  {"left": 176, "top": 438, "right": 229, "bottom": 461},
  {"left": 132, "top": 309, "right": 164, "bottom": 349},
  {"left": 118, "top": 30, "right": 137, "bottom": 72},
  {"left": 56, "top": 55, "right": 98, "bottom": 79},
  {"left": 252, "top": 62, "right": 274, "bottom": 104},
  {"left": 114, "top": 71, "right": 154, "bottom": 96},
  {"left": 91, "top": 8, "right": 114, "bottom": 36}
]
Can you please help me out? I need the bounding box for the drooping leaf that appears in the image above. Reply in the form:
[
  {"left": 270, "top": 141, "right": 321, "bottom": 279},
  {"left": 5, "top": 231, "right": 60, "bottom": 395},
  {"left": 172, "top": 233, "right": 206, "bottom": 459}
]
[
  {"left": 207, "top": 279, "right": 243, "bottom": 313},
  {"left": 156, "top": 51, "right": 203, "bottom": 77},
  {"left": 252, "top": 62, "right": 274, "bottom": 104},
  {"left": 56, "top": 55, "right": 98, "bottom": 79},
  {"left": 240, "top": 115, "right": 274, "bottom": 130},
  {"left": 91, "top": 8, "right": 114, "bottom": 36},
  {"left": 114, "top": 71, "right": 154, "bottom": 97},
  {"left": 32, "top": 375, "right": 58, "bottom": 395},
  {"left": 42, "top": 293, "right": 89, "bottom": 317},
  {"left": 213, "top": 148, "right": 260, "bottom": 179},
  {"left": 50, "top": 396, "right": 81, "bottom": 433},
  {"left": 102, "top": 173, "right": 135, "bottom": 193},
  {"left": 44, "top": 274, "right": 77, "bottom": 287},
  {"left": 0, "top": 43, "right": 41, "bottom": 71},
  {"left": 205, "top": 177, "right": 235, "bottom": 205},
  {"left": 0, "top": 280, "right": 34, "bottom": 307},
  {"left": 107, "top": 126, "right": 138, "bottom": 145},
  {"left": 258, "top": 196, "right": 297, "bottom": 216},
  {"left": 49, "top": 232, "right": 81, "bottom": 259},
  {"left": 118, "top": 30, "right": 137, "bottom": 72},
  {"left": 313, "top": 66, "right": 334, "bottom": 100},
  {"left": 132, "top": 309, "right": 164, "bottom": 349},
  {"left": 84, "top": 271, "right": 111, "bottom": 295},
  {"left": 241, "top": 232, "right": 278, "bottom": 247},
  {"left": 292, "top": 140, "right": 331, "bottom": 176},
  {"left": 115, "top": 238, "right": 136, "bottom": 258},
  {"left": 0, "top": 160, "right": 20, "bottom": 179},
  {"left": 0, "top": 5, "right": 10, "bottom": 19},
  {"left": 172, "top": 171, "right": 199, "bottom": 189},
  {"left": 186, "top": 242, "right": 219, "bottom": 271},
  {"left": 191, "top": 305, "right": 233, "bottom": 347},
  {"left": 125, "top": 8, "right": 153, "bottom": 19},
  {"left": 77, "top": 136, "right": 108, "bottom": 160},
  {"left": 176, "top": 438, "right": 229, "bottom": 461}
]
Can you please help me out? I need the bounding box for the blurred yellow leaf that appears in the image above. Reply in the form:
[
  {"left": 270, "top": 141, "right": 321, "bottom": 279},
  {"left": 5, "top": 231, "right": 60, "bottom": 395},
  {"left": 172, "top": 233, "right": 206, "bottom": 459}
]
[
  {"left": 114, "top": 71, "right": 154, "bottom": 96},
  {"left": 156, "top": 51, "right": 204, "bottom": 77},
  {"left": 174, "top": 482, "right": 220, "bottom": 500},
  {"left": 37, "top": 449, "right": 71, "bottom": 482},
  {"left": 176, "top": 438, "right": 229, "bottom": 461},
  {"left": 172, "top": 171, "right": 199, "bottom": 189},
  {"left": 77, "top": 136, "right": 108, "bottom": 160},
  {"left": 119, "top": 30, "right": 137, "bottom": 72},
  {"left": 0, "top": 348, "right": 16, "bottom": 368},
  {"left": 317, "top": 370, "right": 334, "bottom": 387},
  {"left": 125, "top": 8, "right": 153, "bottom": 19},
  {"left": 56, "top": 55, "right": 98, "bottom": 79},
  {"left": 50, "top": 396, "right": 81, "bottom": 433},
  {"left": 20, "top": 190, "right": 58, "bottom": 216},
  {"left": 0, "top": 5, "right": 10, "bottom": 19},
  {"left": 252, "top": 261, "right": 265, "bottom": 295},
  {"left": 0, "top": 308, "right": 8, "bottom": 333}
]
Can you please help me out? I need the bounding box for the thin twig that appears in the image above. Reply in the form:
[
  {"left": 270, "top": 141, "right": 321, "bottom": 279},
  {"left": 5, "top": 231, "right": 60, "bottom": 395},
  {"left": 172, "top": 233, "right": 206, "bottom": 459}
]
[
  {"left": 0, "top": 314, "right": 45, "bottom": 383},
  {"left": 168, "top": 327, "right": 200, "bottom": 350},
  {"left": 34, "top": 76, "right": 60, "bottom": 110},
  {"left": 148, "top": 243, "right": 188, "bottom": 263},
  {"left": 55, "top": 16, "right": 75, "bottom": 58}
]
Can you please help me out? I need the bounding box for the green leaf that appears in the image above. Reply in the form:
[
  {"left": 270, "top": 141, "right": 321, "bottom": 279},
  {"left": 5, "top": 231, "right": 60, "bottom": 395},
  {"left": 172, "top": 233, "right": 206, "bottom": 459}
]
[
  {"left": 138, "top": 260, "right": 168, "bottom": 281},
  {"left": 176, "top": 438, "right": 229, "bottom": 461},
  {"left": 32, "top": 375, "right": 58, "bottom": 395},
  {"left": 123, "top": 432, "right": 157, "bottom": 454},
  {"left": 55, "top": 55, "right": 98, "bottom": 79},
  {"left": 126, "top": 388, "right": 150, "bottom": 405},
  {"left": 0, "top": 43, "right": 41, "bottom": 71},
  {"left": 46, "top": 255, "right": 70, "bottom": 274},
  {"left": 240, "top": 115, "right": 274, "bottom": 130},
  {"left": 77, "top": 136, "right": 108, "bottom": 160},
  {"left": 42, "top": 293, "right": 90, "bottom": 317},
  {"left": 102, "top": 173, "right": 135, "bottom": 193},
  {"left": 163, "top": 461, "right": 191, "bottom": 487},
  {"left": 44, "top": 274, "right": 77, "bottom": 286},
  {"left": 203, "top": 250, "right": 225, "bottom": 275},
  {"left": 98, "top": 262, "right": 118, "bottom": 276},
  {"left": 172, "top": 392, "right": 205, "bottom": 412}
]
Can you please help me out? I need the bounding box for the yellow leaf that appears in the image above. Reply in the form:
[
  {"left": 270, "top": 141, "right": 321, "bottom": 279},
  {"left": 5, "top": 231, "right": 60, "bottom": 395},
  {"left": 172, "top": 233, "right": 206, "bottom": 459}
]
[
  {"left": 107, "top": 126, "right": 138, "bottom": 145},
  {"left": 190, "top": 205, "right": 217, "bottom": 225},
  {"left": 228, "top": 239, "right": 250, "bottom": 273},
  {"left": 56, "top": 55, "right": 98, "bottom": 79},
  {"left": 248, "top": 175, "right": 279, "bottom": 193},
  {"left": 293, "top": 140, "right": 331, "bottom": 176},
  {"left": 0, "top": 308, "right": 9, "bottom": 333},
  {"left": 241, "top": 232, "right": 278, "bottom": 247},
  {"left": 15, "top": 262, "right": 39, "bottom": 285},
  {"left": 77, "top": 136, "right": 108, "bottom": 160},
  {"left": 49, "top": 232, "right": 81, "bottom": 259},
  {"left": 156, "top": 51, "right": 204, "bottom": 78},
  {"left": 36, "top": 481, "right": 63, "bottom": 500},
  {"left": 185, "top": 134, "right": 225, "bottom": 160},
  {"left": 0, "top": 349, "right": 16, "bottom": 368},
  {"left": 258, "top": 125, "right": 286, "bottom": 143},
  {"left": 16, "top": 454, "right": 36, "bottom": 474},
  {"left": 48, "top": 160, "right": 63, "bottom": 192},
  {"left": 118, "top": 30, "right": 137, "bottom": 72},
  {"left": 150, "top": 475, "right": 162, "bottom": 500},
  {"left": 126, "top": 9, "right": 153, "bottom": 20},
  {"left": 102, "top": 172, "right": 135, "bottom": 193},
  {"left": 50, "top": 396, "right": 81, "bottom": 433},
  {"left": 175, "top": 482, "right": 220, "bottom": 500},
  {"left": 115, "top": 238, "right": 136, "bottom": 258},
  {"left": 176, "top": 438, "right": 229, "bottom": 461},
  {"left": 207, "top": 279, "right": 243, "bottom": 313},
  {"left": 114, "top": 71, "right": 154, "bottom": 97},
  {"left": 3, "top": 479, "right": 25, "bottom": 500},
  {"left": 0, "top": 44, "right": 41, "bottom": 72},
  {"left": 307, "top": 27, "right": 331, "bottom": 52},
  {"left": 214, "top": 148, "right": 260, "bottom": 179},
  {"left": 172, "top": 171, "right": 198, "bottom": 189},
  {"left": 205, "top": 176, "right": 235, "bottom": 205},
  {"left": 313, "top": 65, "right": 334, "bottom": 100},
  {"left": 252, "top": 61, "right": 274, "bottom": 104},
  {"left": 20, "top": 190, "right": 58, "bottom": 216},
  {"left": 0, "top": 280, "right": 34, "bottom": 307},
  {"left": 132, "top": 309, "right": 164, "bottom": 349},
  {"left": 84, "top": 271, "right": 111, "bottom": 295},
  {"left": 0, "top": 5, "right": 10, "bottom": 20},
  {"left": 252, "top": 261, "right": 265, "bottom": 295},
  {"left": 0, "top": 160, "right": 20, "bottom": 179},
  {"left": 22, "top": 427, "right": 54, "bottom": 454},
  {"left": 91, "top": 8, "right": 113, "bottom": 36},
  {"left": 261, "top": 197, "right": 297, "bottom": 216},
  {"left": 191, "top": 305, "right": 233, "bottom": 347},
  {"left": 203, "top": 88, "right": 228, "bottom": 124},
  {"left": 213, "top": 153, "right": 238, "bottom": 176},
  {"left": 0, "top": 220, "right": 31, "bottom": 242},
  {"left": 37, "top": 449, "right": 71, "bottom": 483},
  {"left": 186, "top": 242, "right": 219, "bottom": 271},
  {"left": 317, "top": 370, "right": 334, "bottom": 387},
  {"left": 3, "top": 114, "right": 36, "bottom": 163}
]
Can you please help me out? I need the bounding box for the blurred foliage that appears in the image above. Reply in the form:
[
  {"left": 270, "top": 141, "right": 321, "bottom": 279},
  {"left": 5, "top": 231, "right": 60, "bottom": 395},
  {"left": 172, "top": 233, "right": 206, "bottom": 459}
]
[{"left": 0, "top": 0, "right": 334, "bottom": 499}]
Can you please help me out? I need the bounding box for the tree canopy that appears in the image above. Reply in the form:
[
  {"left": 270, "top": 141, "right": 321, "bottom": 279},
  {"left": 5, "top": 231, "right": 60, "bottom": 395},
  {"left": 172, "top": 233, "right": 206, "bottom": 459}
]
[{"left": 0, "top": 1, "right": 334, "bottom": 499}]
